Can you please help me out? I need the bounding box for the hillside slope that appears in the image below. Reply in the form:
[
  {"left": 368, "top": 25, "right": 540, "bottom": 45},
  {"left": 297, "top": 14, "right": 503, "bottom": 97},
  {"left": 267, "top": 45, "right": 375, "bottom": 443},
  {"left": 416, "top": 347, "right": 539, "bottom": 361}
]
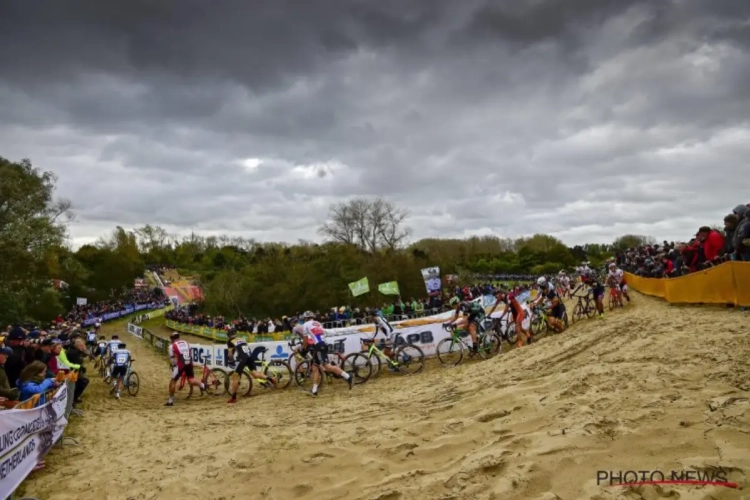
[{"left": 22, "top": 294, "right": 750, "bottom": 500}]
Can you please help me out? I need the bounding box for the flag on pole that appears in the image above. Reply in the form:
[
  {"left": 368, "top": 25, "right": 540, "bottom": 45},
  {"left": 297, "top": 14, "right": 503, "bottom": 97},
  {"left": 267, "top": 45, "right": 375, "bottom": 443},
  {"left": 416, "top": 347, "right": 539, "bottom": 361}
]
[
  {"left": 348, "top": 277, "right": 370, "bottom": 297},
  {"left": 378, "top": 281, "right": 400, "bottom": 296}
]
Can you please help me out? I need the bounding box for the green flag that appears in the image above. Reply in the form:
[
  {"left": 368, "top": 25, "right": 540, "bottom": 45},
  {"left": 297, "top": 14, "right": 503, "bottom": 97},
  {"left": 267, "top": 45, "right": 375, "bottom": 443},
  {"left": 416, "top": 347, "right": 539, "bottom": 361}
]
[
  {"left": 348, "top": 277, "right": 370, "bottom": 297},
  {"left": 378, "top": 281, "right": 400, "bottom": 296}
]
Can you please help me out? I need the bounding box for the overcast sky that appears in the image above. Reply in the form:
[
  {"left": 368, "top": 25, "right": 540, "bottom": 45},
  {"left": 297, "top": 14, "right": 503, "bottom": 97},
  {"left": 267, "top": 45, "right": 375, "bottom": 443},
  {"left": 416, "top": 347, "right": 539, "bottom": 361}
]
[{"left": 2, "top": 0, "right": 749, "bottom": 249}]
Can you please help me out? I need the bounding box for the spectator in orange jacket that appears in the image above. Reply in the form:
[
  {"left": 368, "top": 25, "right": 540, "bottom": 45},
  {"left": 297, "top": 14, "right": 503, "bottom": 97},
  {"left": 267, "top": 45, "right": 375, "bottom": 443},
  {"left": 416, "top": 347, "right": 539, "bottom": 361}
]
[{"left": 697, "top": 226, "right": 725, "bottom": 262}]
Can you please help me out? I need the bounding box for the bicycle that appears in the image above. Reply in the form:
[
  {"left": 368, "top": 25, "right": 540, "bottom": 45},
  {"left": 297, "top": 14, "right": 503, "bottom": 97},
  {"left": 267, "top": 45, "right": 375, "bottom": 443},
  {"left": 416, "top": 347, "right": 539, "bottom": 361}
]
[
  {"left": 179, "top": 356, "right": 226, "bottom": 398},
  {"left": 490, "top": 316, "right": 517, "bottom": 348},
  {"left": 349, "top": 335, "right": 425, "bottom": 381},
  {"left": 529, "top": 305, "right": 568, "bottom": 336},
  {"left": 291, "top": 339, "right": 373, "bottom": 390},
  {"left": 570, "top": 290, "right": 597, "bottom": 323},
  {"left": 109, "top": 360, "right": 140, "bottom": 397},
  {"left": 436, "top": 322, "right": 500, "bottom": 367},
  {"left": 607, "top": 285, "right": 623, "bottom": 311}
]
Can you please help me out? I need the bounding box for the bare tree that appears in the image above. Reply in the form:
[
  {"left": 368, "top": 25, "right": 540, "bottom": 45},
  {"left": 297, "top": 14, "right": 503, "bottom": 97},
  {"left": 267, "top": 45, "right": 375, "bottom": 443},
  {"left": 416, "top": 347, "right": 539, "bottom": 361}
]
[{"left": 318, "top": 197, "right": 410, "bottom": 252}]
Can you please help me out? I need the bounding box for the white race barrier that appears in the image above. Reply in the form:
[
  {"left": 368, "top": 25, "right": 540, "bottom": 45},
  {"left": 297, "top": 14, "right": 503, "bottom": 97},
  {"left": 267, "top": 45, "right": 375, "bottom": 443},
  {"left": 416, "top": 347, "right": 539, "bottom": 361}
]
[
  {"left": 0, "top": 384, "right": 69, "bottom": 498},
  {"left": 127, "top": 292, "right": 532, "bottom": 370}
]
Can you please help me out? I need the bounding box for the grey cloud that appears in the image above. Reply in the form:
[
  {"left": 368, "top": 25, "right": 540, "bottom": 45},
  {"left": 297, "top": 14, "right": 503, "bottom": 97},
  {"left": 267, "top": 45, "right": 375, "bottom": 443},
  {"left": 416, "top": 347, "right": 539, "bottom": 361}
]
[{"left": 1, "top": 0, "right": 749, "bottom": 248}]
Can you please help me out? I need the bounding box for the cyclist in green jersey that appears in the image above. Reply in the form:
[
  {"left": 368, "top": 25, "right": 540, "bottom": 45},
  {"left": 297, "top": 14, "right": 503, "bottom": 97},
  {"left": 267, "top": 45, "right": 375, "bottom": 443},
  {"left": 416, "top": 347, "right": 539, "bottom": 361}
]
[{"left": 446, "top": 299, "right": 486, "bottom": 356}]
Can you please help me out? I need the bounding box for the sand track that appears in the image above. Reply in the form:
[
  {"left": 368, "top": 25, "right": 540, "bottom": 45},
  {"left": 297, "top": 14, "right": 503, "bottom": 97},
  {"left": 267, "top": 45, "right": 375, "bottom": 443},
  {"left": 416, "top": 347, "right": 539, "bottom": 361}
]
[{"left": 21, "top": 294, "right": 750, "bottom": 500}]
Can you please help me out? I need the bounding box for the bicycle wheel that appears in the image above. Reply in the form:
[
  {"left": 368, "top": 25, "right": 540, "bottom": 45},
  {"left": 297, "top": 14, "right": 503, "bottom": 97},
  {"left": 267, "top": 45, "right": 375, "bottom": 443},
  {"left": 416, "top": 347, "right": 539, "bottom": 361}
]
[
  {"left": 436, "top": 338, "right": 464, "bottom": 366},
  {"left": 126, "top": 371, "right": 140, "bottom": 397},
  {"left": 482, "top": 332, "right": 502, "bottom": 356},
  {"left": 505, "top": 323, "right": 518, "bottom": 346},
  {"left": 264, "top": 360, "right": 293, "bottom": 390},
  {"left": 394, "top": 344, "right": 425, "bottom": 375},
  {"left": 366, "top": 352, "right": 382, "bottom": 378},
  {"left": 224, "top": 371, "right": 253, "bottom": 397},
  {"left": 572, "top": 303, "right": 584, "bottom": 323},
  {"left": 586, "top": 301, "right": 598, "bottom": 318},
  {"left": 294, "top": 360, "right": 316, "bottom": 389},
  {"left": 98, "top": 361, "right": 106, "bottom": 379},
  {"left": 205, "top": 369, "right": 227, "bottom": 396},
  {"left": 342, "top": 353, "right": 372, "bottom": 384},
  {"left": 531, "top": 315, "right": 546, "bottom": 336}
]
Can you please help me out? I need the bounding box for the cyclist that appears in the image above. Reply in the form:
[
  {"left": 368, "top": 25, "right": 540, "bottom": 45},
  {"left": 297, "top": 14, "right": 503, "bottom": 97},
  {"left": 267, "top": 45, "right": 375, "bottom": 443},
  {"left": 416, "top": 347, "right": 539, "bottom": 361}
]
[
  {"left": 607, "top": 262, "right": 630, "bottom": 305},
  {"left": 85, "top": 323, "right": 99, "bottom": 354},
  {"left": 165, "top": 332, "right": 205, "bottom": 407},
  {"left": 489, "top": 287, "right": 532, "bottom": 348},
  {"left": 226, "top": 330, "right": 277, "bottom": 404},
  {"left": 294, "top": 311, "right": 352, "bottom": 397},
  {"left": 110, "top": 342, "right": 131, "bottom": 400},
  {"left": 445, "top": 299, "right": 485, "bottom": 357},
  {"left": 95, "top": 335, "right": 108, "bottom": 360},
  {"left": 104, "top": 335, "right": 122, "bottom": 376},
  {"left": 580, "top": 270, "right": 605, "bottom": 318},
  {"left": 367, "top": 309, "right": 396, "bottom": 360},
  {"left": 531, "top": 277, "right": 565, "bottom": 333}
]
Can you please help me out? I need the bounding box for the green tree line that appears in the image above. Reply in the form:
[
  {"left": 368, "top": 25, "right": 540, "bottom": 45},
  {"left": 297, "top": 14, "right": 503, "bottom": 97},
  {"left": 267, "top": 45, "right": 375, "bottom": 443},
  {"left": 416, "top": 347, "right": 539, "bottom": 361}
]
[{"left": 0, "top": 156, "right": 655, "bottom": 325}]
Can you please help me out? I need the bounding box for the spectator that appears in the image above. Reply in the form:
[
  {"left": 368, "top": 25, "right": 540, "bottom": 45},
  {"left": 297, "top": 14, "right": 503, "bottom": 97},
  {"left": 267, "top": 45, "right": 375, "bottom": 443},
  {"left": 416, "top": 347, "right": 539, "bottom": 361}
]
[
  {"left": 723, "top": 214, "right": 739, "bottom": 256},
  {"left": 697, "top": 226, "right": 724, "bottom": 262},
  {"left": 34, "top": 339, "right": 57, "bottom": 378},
  {"left": 17, "top": 361, "right": 57, "bottom": 402},
  {"left": 46, "top": 340, "right": 64, "bottom": 375},
  {"left": 0, "top": 347, "right": 20, "bottom": 401},
  {"left": 733, "top": 205, "right": 750, "bottom": 261},
  {"left": 65, "top": 338, "right": 90, "bottom": 404}
]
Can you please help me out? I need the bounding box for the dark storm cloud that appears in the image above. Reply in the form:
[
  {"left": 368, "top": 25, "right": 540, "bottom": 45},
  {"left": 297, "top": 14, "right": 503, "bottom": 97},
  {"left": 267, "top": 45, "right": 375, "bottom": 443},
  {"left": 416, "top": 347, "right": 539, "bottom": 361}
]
[{"left": 1, "top": 0, "right": 749, "bottom": 247}]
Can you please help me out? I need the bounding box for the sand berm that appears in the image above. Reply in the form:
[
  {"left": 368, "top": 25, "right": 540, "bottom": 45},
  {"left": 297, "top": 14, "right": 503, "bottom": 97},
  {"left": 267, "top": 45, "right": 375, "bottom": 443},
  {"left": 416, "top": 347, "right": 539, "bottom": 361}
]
[{"left": 21, "top": 293, "right": 750, "bottom": 500}]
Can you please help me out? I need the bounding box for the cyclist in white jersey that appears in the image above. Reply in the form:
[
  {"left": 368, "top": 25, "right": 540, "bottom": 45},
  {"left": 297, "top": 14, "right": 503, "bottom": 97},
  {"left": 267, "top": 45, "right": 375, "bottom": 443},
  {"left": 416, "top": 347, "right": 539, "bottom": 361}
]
[
  {"left": 165, "top": 332, "right": 205, "bottom": 406},
  {"left": 110, "top": 342, "right": 131, "bottom": 400},
  {"left": 85, "top": 323, "right": 99, "bottom": 353},
  {"left": 607, "top": 263, "right": 630, "bottom": 304},
  {"left": 368, "top": 309, "right": 396, "bottom": 358},
  {"left": 292, "top": 311, "right": 352, "bottom": 396},
  {"left": 104, "top": 335, "right": 122, "bottom": 377}
]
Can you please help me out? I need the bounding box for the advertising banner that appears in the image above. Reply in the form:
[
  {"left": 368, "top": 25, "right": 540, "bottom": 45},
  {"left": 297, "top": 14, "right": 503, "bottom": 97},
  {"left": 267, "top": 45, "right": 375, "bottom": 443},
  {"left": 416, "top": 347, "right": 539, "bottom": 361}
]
[
  {"left": 420, "top": 266, "right": 442, "bottom": 296},
  {"left": 0, "top": 385, "right": 69, "bottom": 498}
]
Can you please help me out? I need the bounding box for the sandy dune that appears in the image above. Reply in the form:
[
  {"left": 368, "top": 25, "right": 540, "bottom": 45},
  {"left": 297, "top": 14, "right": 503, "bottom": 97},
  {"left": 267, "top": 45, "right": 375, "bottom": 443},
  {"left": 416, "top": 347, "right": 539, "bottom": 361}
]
[{"left": 20, "top": 293, "right": 750, "bottom": 500}]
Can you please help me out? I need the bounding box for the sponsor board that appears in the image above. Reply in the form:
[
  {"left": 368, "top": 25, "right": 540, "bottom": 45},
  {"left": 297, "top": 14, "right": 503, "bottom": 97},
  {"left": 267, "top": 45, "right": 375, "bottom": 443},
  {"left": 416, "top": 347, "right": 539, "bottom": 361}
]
[{"left": 0, "top": 385, "right": 68, "bottom": 498}]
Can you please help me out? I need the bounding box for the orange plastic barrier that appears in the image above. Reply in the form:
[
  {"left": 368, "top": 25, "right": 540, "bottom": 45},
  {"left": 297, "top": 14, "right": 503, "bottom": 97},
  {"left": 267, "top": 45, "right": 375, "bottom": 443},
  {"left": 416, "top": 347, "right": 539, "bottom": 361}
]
[{"left": 625, "top": 261, "right": 750, "bottom": 306}]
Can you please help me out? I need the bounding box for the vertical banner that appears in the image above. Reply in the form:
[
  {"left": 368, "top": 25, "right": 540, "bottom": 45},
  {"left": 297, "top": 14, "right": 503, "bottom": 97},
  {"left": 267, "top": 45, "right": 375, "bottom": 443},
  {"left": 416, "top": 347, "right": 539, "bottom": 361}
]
[
  {"left": 378, "top": 281, "right": 400, "bottom": 296},
  {"left": 420, "top": 267, "right": 442, "bottom": 296},
  {"left": 348, "top": 277, "right": 370, "bottom": 297}
]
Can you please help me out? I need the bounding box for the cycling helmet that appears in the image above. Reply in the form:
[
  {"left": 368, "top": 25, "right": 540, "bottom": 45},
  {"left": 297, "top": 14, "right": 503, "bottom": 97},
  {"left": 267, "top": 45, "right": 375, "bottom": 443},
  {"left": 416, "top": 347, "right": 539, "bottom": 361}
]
[
  {"left": 111, "top": 335, "right": 119, "bottom": 340},
  {"left": 608, "top": 262, "right": 616, "bottom": 269},
  {"left": 227, "top": 330, "right": 236, "bottom": 339},
  {"left": 537, "top": 277, "right": 547, "bottom": 286},
  {"left": 302, "top": 310, "right": 315, "bottom": 320},
  {"left": 169, "top": 332, "right": 179, "bottom": 340}
]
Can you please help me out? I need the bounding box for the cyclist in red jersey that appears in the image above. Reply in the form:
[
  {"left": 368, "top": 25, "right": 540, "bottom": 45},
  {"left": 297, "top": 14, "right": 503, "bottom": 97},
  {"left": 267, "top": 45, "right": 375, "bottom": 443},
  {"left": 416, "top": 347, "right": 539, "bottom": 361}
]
[{"left": 165, "top": 332, "right": 205, "bottom": 407}]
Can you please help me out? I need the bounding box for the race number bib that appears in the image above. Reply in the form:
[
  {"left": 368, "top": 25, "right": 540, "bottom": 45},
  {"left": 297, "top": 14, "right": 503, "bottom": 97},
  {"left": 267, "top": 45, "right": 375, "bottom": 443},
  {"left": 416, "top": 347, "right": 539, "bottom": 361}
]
[{"left": 115, "top": 353, "right": 129, "bottom": 365}]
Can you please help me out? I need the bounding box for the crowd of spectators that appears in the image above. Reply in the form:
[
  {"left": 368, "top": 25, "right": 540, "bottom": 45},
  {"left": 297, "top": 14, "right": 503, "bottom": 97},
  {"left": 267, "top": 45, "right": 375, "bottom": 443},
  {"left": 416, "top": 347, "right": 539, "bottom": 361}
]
[
  {"left": 0, "top": 322, "right": 92, "bottom": 410},
  {"left": 64, "top": 288, "right": 165, "bottom": 324},
  {"left": 165, "top": 278, "right": 533, "bottom": 332},
  {"left": 617, "top": 203, "right": 750, "bottom": 278}
]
